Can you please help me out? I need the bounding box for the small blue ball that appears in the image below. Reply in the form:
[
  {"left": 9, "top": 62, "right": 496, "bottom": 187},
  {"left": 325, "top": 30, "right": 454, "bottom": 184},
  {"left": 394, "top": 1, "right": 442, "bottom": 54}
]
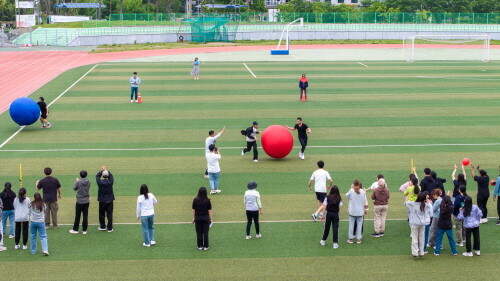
[{"left": 9, "top": 97, "right": 40, "bottom": 126}]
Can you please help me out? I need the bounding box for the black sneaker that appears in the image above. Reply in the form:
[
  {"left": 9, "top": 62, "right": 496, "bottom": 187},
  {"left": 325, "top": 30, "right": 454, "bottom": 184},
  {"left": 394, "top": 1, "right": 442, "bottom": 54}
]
[
  {"left": 371, "top": 233, "right": 380, "bottom": 238},
  {"left": 496, "top": 221, "right": 500, "bottom": 225},
  {"left": 379, "top": 232, "right": 385, "bottom": 237}
]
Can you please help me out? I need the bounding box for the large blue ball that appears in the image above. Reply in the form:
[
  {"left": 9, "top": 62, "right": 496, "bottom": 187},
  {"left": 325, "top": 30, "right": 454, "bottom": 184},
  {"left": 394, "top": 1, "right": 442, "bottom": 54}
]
[{"left": 9, "top": 97, "right": 40, "bottom": 126}]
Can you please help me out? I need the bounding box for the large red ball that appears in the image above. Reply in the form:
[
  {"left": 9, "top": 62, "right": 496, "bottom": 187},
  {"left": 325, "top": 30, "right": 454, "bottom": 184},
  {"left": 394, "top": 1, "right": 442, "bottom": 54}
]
[
  {"left": 261, "top": 125, "right": 294, "bottom": 159},
  {"left": 462, "top": 158, "right": 470, "bottom": 166}
]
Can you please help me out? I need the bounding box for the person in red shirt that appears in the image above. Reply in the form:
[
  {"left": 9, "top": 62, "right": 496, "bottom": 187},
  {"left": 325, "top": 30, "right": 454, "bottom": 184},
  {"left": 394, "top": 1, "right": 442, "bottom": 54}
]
[{"left": 299, "top": 74, "right": 308, "bottom": 100}]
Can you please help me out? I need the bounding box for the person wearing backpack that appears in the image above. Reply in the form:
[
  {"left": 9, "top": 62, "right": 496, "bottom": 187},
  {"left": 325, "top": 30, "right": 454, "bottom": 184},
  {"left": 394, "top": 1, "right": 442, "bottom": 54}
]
[{"left": 241, "top": 121, "right": 260, "bottom": 162}]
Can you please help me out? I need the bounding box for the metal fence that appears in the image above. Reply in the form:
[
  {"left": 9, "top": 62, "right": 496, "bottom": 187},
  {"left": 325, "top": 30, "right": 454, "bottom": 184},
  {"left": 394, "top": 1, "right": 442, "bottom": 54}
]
[{"left": 82, "top": 12, "right": 500, "bottom": 27}]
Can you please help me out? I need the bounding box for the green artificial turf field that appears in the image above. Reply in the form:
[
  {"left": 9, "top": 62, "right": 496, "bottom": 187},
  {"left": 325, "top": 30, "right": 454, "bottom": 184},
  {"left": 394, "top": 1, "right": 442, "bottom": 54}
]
[{"left": 0, "top": 61, "right": 499, "bottom": 280}]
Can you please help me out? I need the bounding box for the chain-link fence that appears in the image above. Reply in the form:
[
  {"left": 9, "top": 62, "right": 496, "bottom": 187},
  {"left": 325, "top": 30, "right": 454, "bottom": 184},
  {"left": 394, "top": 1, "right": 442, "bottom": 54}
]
[{"left": 82, "top": 12, "right": 500, "bottom": 27}]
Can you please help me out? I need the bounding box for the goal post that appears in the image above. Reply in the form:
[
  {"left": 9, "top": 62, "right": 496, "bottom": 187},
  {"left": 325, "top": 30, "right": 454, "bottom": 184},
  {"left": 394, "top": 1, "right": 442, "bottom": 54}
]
[
  {"left": 403, "top": 35, "right": 490, "bottom": 62},
  {"left": 270, "top": 18, "right": 304, "bottom": 55}
]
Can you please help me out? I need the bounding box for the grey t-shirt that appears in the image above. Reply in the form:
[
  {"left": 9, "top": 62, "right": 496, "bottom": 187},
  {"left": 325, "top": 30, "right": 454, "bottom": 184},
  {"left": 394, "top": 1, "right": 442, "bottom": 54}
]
[
  {"left": 30, "top": 204, "right": 46, "bottom": 223},
  {"left": 73, "top": 178, "right": 91, "bottom": 204}
]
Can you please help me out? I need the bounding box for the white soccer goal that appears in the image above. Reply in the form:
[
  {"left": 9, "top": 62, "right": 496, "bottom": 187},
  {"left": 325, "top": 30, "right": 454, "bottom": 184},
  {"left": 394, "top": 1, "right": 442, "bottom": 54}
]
[
  {"left": 403, "top": 35, "right": 491, "bottom": 62},
  {"left": 270, "top": 17, "right": 304, "bottom": 55}
]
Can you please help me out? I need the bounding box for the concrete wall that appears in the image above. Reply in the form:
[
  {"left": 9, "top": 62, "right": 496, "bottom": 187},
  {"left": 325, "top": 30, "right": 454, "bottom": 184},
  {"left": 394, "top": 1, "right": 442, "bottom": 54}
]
[{"left": 67, "top": 30, "right": 500, "bottom": 46}]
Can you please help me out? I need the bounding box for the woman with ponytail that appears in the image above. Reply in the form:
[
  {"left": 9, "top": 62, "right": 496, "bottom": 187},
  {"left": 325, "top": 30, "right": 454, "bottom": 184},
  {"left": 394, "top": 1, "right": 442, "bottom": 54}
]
[{"left": 13, "top": 188, "right": 30, "bottom": 250}]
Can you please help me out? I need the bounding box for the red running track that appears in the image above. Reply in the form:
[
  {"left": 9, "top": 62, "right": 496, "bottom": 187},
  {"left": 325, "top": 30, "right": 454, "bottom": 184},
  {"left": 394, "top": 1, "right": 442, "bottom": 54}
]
[{"left": 1, "top": 44, "right": 498, "bottom": 114}]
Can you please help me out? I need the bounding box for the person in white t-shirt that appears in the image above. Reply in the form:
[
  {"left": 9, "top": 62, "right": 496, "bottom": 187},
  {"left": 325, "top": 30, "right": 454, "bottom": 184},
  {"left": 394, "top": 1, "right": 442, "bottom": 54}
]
[
  {"left": 365, "top": 174, "right": 385, "bottom": 191},
  {"left": 309, "top": 160, "right": 333, "bottom": 221},
  {"left": 206, "top": 144, "right": 222, "bottom": 194},
  {"left": 136, "top": 184, "right": 157, "bottom": 247},
  {"left": 203, "top": 127, "right": 225, "bottom": 178}
]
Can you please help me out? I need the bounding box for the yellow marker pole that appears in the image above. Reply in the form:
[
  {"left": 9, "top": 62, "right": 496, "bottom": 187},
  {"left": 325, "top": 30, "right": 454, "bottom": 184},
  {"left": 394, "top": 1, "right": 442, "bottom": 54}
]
[{"left": 19, "top": 164, "right": 23, "bottom": 188}]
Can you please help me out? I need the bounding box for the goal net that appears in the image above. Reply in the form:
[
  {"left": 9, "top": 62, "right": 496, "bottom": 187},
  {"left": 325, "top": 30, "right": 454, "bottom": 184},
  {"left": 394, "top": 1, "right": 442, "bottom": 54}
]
[{"left": 403, "top": 35, "right": 490, "bottom": 62}]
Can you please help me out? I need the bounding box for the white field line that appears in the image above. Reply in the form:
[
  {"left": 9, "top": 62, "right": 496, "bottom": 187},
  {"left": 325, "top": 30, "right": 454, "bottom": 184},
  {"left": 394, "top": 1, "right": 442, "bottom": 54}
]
[
  {"left": 257, "top": 74, "right": 500, "bottom": 79},
  {"left": 47, "top": 216, "right": 500, "bottom": 226},
  {"left": 0, "top": 64, "right": 99, "bottom": 150},
  {"left": 243, "top": 62, "right": 257, "bottom": 78},
  {"left": 1, "top": 143, "right": 500, "bottom": 152},
  {"left": 358, "top": 62, "right": 368, "bottom": 67}
]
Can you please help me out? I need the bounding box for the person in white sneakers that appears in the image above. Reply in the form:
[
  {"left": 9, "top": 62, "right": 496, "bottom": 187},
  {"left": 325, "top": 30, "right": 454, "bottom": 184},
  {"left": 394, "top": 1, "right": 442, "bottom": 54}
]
[
  {"left": 206, "top": 144, "right": 222, "bottom": 195},
  {"left": 309, "top": 161, "right": 333, "bottom": 221},
  {"left": 242, "top": 121, "right": 259, "bottom": 162},
  {"left": 286, "top": 117, "right": 311, "bottom": 160},
  {"left": 245, "top": 181, "right": 262, "bottom": 239},
  {"left": 137, "top": 184, "right": 157, "bottom": 247},
  {"left": 203, "top": 127, "right": 225, "bottom": 178},
  {"left": 13, "top": 188, "right": 30, "bottom": 250}
]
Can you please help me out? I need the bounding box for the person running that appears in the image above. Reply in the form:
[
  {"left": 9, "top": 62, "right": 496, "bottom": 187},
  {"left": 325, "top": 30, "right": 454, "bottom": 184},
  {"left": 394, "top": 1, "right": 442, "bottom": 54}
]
[
  {"left": 241, "top": 121, "right": 259, "bottom": 162},
  {"left": 406, "top": 192, "right": 432, "bottom": 257},
  {"left": 1, "top": 182, "right": 16, "bottom": 239},
  {"left": 37, "top": 97, "right": 51, "bottom": 128},
  {"left": 129, "top": 72, "right": 141, "bottom": 103},
  {"left": 206, "top": 144, "right": 222, "bottom": 195},
  {"left": 299, "top": 74, "right": 308, "bottom": 100},
  {"left": 203, "top": 127, "right": 225, "bottom": 178},
  {"left": 191, "top": 57, "right": 200, "bottom": 80},
  {"left": 13, "top": 188, "right": 30, "bottom": 250},
  {"left": 192, "top": 187, "right": 212, "bottom": 250},
  {"left": 346, "top": 180, "right": 368, "bottom": 244},
  {"left": 452, "top": 164, "right": 467, "bottom": 202},
  {"left": 434, "top": 195, "right": 458, "bottom": 256},
  {"left": 458, "top": 196, "right": 482, "bottom": 256},
  {"left": 36, "top": 167, "right": 62, "bottom": 230},
  {"left": 29, "top": 192, "right": 49, "bottom": 256},
  {"left": 136, "top": 184, "right": 157, "bottom": 247},
  {"left": 371, "top": 178, "right": 390, "bottom": 238},
  {"left": 471, "top": 165, "right": 490, "bottom": 223},
  {"left": 69, "top": 171, "right": 91, "bottom": 235},
  {"left": 244, "top": 181, "right": 262, "bottom": 240},
  {"left": 309, "top": 160, "right": 333, "bottom": 221},
  {"left": 96, "top": 166, "right": 115, "bottom": 232},
  {"left": 427, "top": 189, "right": 443, "bottom": 250},
  {"left": 319, "top": 185, "right": 342, "bottom": 249},
  {"left": 286, "top": 117, "right": 311, "bottom": 160},
  {"left": 493, "top": 170, "right": 500, "bottom": 225}
]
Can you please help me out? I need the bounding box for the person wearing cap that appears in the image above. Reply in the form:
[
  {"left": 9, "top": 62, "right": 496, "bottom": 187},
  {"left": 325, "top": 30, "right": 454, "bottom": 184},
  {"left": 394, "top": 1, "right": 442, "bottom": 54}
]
[
  {"left": 129, "top": 72, "right": 141, "bottom": 103},
  {"left": 203, "top": 127, "right": 225, "bottom": 179},
  {"left": 244, "top": 181, "right": 262, "bottom": 239},
  {"left": 96, "top": 166, "right": 115, "bottom": 232},
  {"left": 242, "top": 121, "right": 260, "bottom": 162},
  {"left": 36, "top": 167, "right": 62, "bottom": 229},
  {"left": 37, "top": 97, "right": 51, "bottom": 128},
  {"left": 206, "top": 144, "right": 222, "bottom": 195}
]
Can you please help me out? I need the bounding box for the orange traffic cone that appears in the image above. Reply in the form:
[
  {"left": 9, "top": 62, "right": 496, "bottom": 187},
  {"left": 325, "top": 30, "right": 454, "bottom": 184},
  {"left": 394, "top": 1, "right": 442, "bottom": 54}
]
[
  {"left": 300, "top": 91, "right": 307, "bottom": 102},
  {"left": 137, "top": 93, "right": 143, "bottom": 103}
]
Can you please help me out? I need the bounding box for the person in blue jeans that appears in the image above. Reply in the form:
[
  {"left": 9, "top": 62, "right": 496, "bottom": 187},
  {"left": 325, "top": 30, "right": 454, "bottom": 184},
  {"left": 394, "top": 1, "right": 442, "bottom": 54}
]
[
  {"left": 30, "top": 193, "right": 49, "bottom": 256},
  {"left": 434, "top": 195, "right": 457, "bottom": 256},
  {"left": 129, "top": 72, "right": 141, "bottom": 103},
  {"left": 206, "top": 144, "right": 222, "bottom": 194},
  {"left": 0, "top": 182, "right": 16, "bottom": 238},
  {"left": 136, "top": 184, "right": 157, "bottom": 247}
]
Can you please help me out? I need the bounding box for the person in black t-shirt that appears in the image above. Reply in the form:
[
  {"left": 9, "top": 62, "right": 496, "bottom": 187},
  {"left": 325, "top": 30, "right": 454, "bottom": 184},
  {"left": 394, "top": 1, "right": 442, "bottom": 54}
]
[
  {"left": 471, "top": 165, "right": 490, "bottom": 223},
  {"left": 286, "top": 117, "right": 311, "bottom": 160},
  {"left": 36, "top": 167, "right": 62, "bottom": 229},
  {"left": 37, "top": 97, "right": 51, "bottom": 128},
  {"left": 192, "top": 187, "right": 212, "bottom": 250}
]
